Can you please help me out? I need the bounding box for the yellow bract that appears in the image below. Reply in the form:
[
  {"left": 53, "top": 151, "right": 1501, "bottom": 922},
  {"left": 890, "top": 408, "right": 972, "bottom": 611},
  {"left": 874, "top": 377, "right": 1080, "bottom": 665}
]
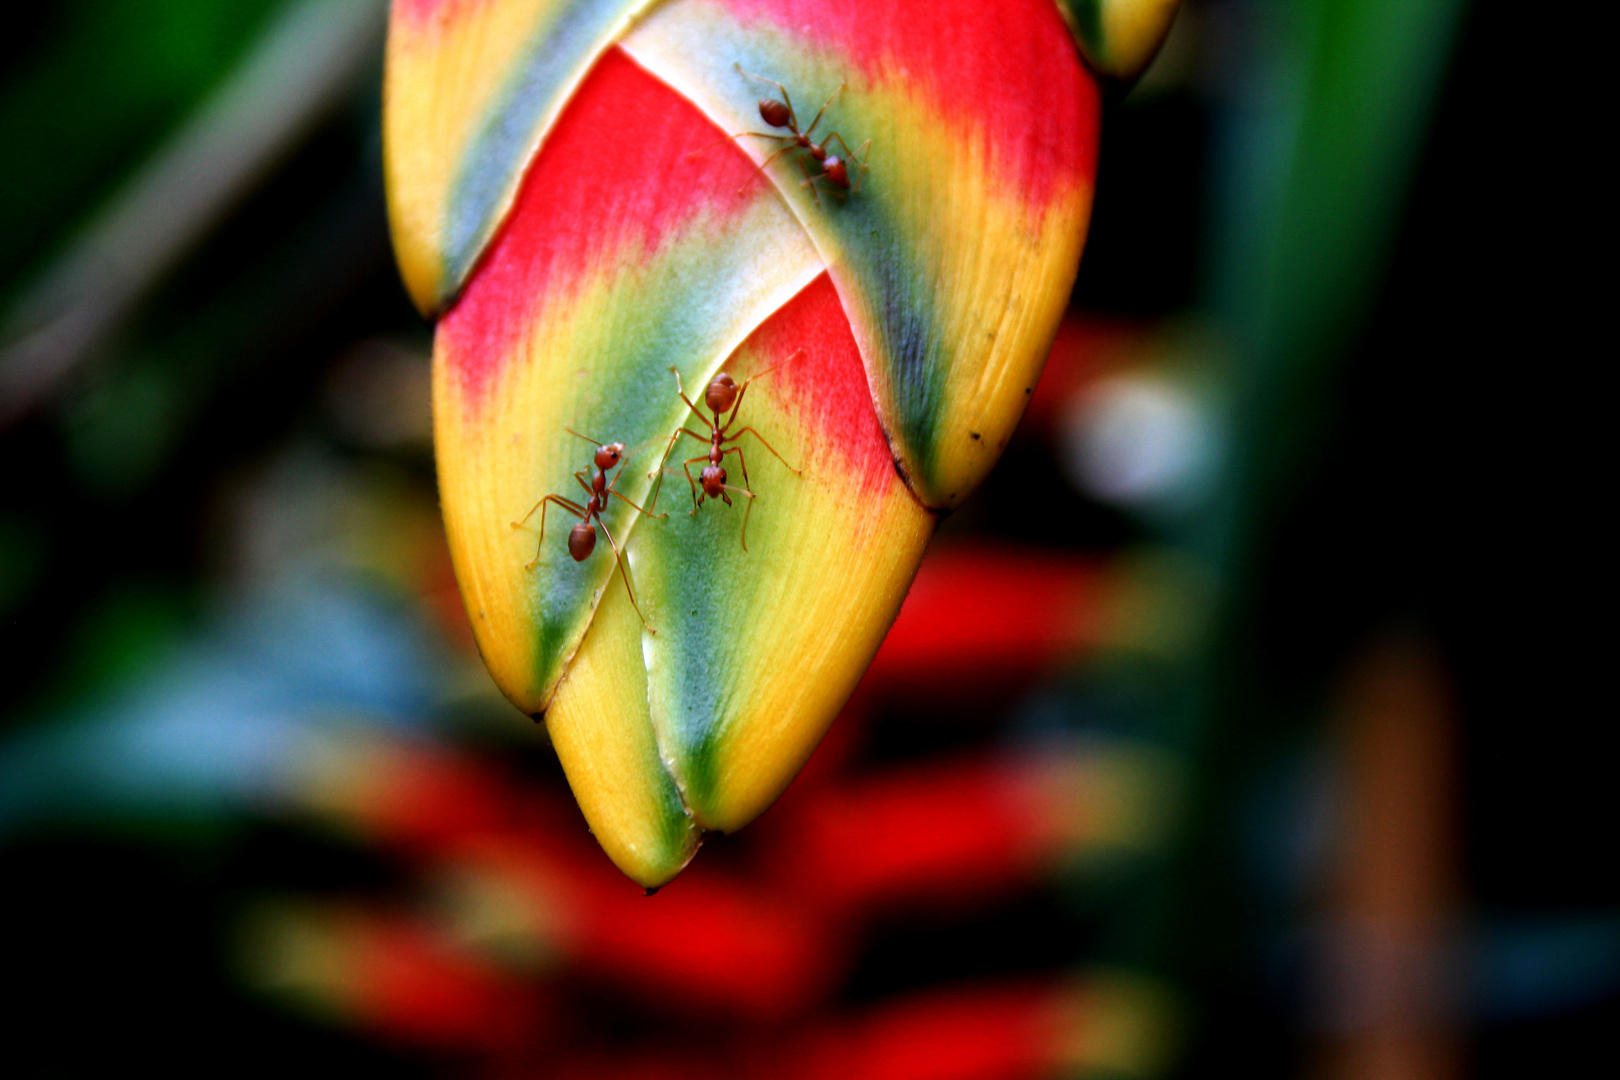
[
  {"left": 385, "top": 0, "right": 558, "bottom": 313},
  {"left": 434, "top": 207, "right": 820, "bottom": 714},
  {"left": 385, "top": 0, "right": 659, "bottom": 314},
  {"left": 856, "top": 111, "right": 1090, "bottom": 505},
  {"left": 640, "top": 337, "right": 935, "bottom": 833},
  {"left": 547, "top": 568, "right": 700, "bottom": 888}
]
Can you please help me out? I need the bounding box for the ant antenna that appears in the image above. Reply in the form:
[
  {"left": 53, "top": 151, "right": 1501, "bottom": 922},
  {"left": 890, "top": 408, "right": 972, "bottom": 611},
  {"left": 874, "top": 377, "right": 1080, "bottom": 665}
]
[
  {"left": 745, "top": 348, "right": 805, "bottom": 386},
  {"left": 565, "top": 426, "right": 605, "bottom": 447},
  {"left": 800, "top": 82, "right": 845, "bottom": 140}
]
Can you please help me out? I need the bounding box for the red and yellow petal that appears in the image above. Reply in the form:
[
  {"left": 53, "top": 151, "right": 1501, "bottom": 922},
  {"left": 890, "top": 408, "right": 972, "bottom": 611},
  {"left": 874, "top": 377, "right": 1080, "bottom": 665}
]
[
  {"left": 633, "top": 274, "right": 933, "bottom": 833},
  {"left": 622, "top": 0, "right": 1099, "bottom": 508},
  {"left": 385, "top": 0, "right": 659, "bottom": 315},
  {"left": 549, "top": 274, "right": 933, "bottom": 876},
  {"left": 545, "top": 549, "right": 700, "bottom": 886},
  {"left": 435, "top": 49, "right": 820, "bottom": 715}
]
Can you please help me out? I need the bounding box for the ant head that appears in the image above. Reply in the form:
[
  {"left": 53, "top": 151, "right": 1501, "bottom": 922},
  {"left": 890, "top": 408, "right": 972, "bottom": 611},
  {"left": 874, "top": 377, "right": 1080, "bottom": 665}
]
[
  {"left": 758, "top": 98, "right": 792, "bottom": 129},
  {"left": 823, "top": 156, "right": 849, "bottom": 188},
  {"left": 567, "top": 522, "right": 596, "bottom": 561},
  {"left": 705, "top": 373, "right": 739, "bottom": 414},
  {"left": 700, "top": 464, "right": 727, "bottom": 496},
  {"left": 594, "top": 442, "right": 624, "bottom": 470}
]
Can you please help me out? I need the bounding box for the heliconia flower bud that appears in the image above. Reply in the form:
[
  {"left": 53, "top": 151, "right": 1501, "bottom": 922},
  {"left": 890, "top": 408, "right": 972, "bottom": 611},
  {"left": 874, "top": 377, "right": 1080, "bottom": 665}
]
[
  {"left": 383, "top": 0, "right": 1178, "bottom": 885},
  {"left": 1058, "top": 0, "right": 1185, "bottom": 84}
]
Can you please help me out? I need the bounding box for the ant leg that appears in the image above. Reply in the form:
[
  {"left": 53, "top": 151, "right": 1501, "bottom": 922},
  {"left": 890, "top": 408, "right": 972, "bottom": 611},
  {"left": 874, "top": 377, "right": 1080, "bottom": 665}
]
[
  {"left": 720, "top": 350, "right": 803, "bottom": 432},
  {"left": 650, "top": 425, "right": 685, "bottom": 479},
  {"left": 721, "top": 443, "right": 752, "bottom": 494},
  {"left": 733, "top": 63, "right": 800, "bottom": 130},
  {"left": 736, "top": 143, "right": 800, "bottom": 196},
  {"left": 526, "top": 506, "right": 552, "bottom": 567},
  {"left": 802, "top": 82, "right": 846, "bottom": 138},
  {"left": 721, "top": 447, "right": 753, "bottom": 550},
  {"left": 797, "top": 155, "right": 823, "bottom": 206},
  {"left": 609, "top": 488, "right": 667, "bottom": 519},
  {"left": 604, "top": 467, "right": 667, "bottom": 520},
  {"left": 647, "top": 426, "right": 709, "bottom": 511},
  {"left": 720, "top": 447, "right": 759, "bottom": 551},
  {"left": 574, "top": 470, "right": 594, "bottom": 498},
  {"left": 512, "top": 493, "right": 585, "bottom": 529},
  {"left": 683, "top": 131, "right": 790, "bottom": 166},
  {"left": 849, "top": 139, "right": 872, "bottom": 193},
  {"left": 728, "top": 427, "right": 802, "bottom": 474},
  {"left": 720, "top": 481, "right": 757, "bottom": 552},
  {"left": 647, "top": 431, "right": 675, "bottom": 510},
  {"left": 596, "top": 516, "right": 654, "bottom": 633},
  {"left": 669, "top": 367, "right": 714, "bottom": 427},
  {"left": 602, "top": 458, "right": 665, "bottom": 518},
  {"left": 647, "top": 429, "right": 681, "bottom": 512},
  {"left": 512, "top": 495, "right": 586, "bottom": 568},
  {"left": 535, "top": 497, "right": 587, "bottom": 560},
  {"left": 681, "top": 457, "right": 707, "bottom": 513},
  {"left": 821, "top": 131, "right": 856, "bottom": 159},
  {"left": 512, "top": 498, "right": 546, "bottom": 529},
  {"left": 687, "top": 130, "right": 792, "bottom": 161}
]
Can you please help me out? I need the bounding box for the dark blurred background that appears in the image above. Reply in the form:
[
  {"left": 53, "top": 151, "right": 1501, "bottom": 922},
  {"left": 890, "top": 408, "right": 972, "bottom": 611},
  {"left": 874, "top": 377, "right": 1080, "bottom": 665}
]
[{"left": 1, "top": 1, "right": 1612, "bottom": 1077}]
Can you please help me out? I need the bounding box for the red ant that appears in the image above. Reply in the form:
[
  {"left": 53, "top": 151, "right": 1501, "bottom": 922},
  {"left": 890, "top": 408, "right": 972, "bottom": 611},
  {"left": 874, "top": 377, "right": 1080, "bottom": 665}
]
[
  {"left": 511, "top": 429, "right": 664, "bottom": 630},
  {"left": 703, "top": 64, "right": 870, "bottom": 203},
  {"left": 649, "top": 355, "right": 803, "bottom": 551}
]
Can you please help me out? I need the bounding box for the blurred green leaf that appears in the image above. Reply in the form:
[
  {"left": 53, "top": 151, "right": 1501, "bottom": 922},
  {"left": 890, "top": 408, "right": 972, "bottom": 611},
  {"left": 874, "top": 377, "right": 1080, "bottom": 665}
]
[{"left": 0, "top": 0, "right": 281, "bottom": 295}]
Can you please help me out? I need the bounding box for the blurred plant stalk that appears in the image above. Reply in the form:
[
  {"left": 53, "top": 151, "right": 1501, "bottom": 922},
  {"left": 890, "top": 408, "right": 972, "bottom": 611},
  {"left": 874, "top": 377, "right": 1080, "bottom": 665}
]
[
  {"left": 1308, "top": 632, "right": 1462, "bottom": 1080},
  {"left": 0, "top": 0, "right": 387, "bottom": 429}
]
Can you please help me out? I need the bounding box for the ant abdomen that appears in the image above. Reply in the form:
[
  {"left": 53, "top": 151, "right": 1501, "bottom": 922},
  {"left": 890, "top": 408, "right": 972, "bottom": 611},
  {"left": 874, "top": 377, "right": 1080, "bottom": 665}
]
[
  {"left": 759, "top": 98, "right": 792, "bottom": 128},
  {"left": 704, "top": 373, "right": 739, "bottom": 414},
  {"left": 568, "top": 522, "right": 596, "bottom": 561}
]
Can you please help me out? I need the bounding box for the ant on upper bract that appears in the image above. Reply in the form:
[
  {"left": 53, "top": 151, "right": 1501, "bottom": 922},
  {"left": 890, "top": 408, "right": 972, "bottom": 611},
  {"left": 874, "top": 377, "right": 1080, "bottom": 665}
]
[
  {"left": 649, "top": 354, "right": 803, "bottom": 551},
  {"left": 511, "top": 429, "right": 665, "bottom": 630},
  {"left": 707, "top": 64, "right": 870, "bottom": 204}
]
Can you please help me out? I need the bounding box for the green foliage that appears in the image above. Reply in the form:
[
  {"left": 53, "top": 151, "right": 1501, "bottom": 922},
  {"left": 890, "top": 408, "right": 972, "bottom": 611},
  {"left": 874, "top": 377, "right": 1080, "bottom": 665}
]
[{"left": 0, "top": 0, "right": 280, "bottom": 293}]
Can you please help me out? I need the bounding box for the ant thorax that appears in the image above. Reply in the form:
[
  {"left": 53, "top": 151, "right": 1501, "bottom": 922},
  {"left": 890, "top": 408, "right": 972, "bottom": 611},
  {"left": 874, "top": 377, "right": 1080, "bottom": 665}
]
[{"left": 652, "top": 354, "right": 804, "bottom": 553}]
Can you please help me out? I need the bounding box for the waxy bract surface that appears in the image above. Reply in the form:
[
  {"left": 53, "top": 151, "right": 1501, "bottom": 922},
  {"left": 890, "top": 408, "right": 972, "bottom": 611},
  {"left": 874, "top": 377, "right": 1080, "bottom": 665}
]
[
  {"left": 386, "top": 0, "right": 661, "bottom": 315},
  {"left": 390, "top": 0, "right": 1105, "bottom": 884},
  {"left": 624, "top": 0, "right": 1098, "bottom": 507}
]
